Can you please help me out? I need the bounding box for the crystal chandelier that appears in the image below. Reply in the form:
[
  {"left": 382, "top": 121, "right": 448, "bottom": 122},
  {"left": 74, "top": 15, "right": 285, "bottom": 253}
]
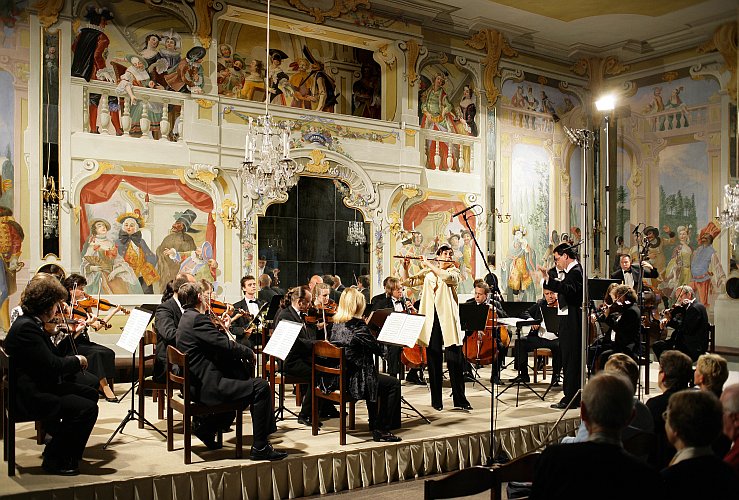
[
  {"left": 240, "top": 0, "right": 301, "bottom": 200},
  {"left": 347, "top": 221, "right": 366, "bottom": 246},
  {"left": 718, "top": 183, "right": 739, "bottom": 232}
]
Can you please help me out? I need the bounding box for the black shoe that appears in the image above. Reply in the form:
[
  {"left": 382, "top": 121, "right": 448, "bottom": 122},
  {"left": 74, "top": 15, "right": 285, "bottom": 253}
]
[
  {"left": 42, "top": 456, "right": 79, "bottom": 476},
  {"left": 550, "top": 401, "right": 568, "bottom": 410},
  {"left": 105, "top": 396, "right": 119, "bottom": 403},
  {"left": 455, "top": 402, "right": 473, "bottom": 411},
  {"left": 464, "top": 374, "right": 477, "bottom": 383},
  {"left": 508, "top": 374, "right": 530, "bottom": 384},
  {"left": 405, "top": 373, "right": 427, "bottom": 386},
  {"left": 320, "top": 406, "right": 341, "bottom": 418},
  {"left": 250, "top": 444, "right": 288, "bottom": 461},
  {"left": 297, "top": 415, "right": 322, "bottom": 428},
  {"left": 432, "top": 403, "right": 443, "bottom": 411},
  {"left": 550, "top": 375, "right": 561, "bottom": 386},
  {"left": 192, "top": 421, "right": 222, "bottom": 450},
  {"left": 372, "top": 430, "right": 402, "bottom": 442}
]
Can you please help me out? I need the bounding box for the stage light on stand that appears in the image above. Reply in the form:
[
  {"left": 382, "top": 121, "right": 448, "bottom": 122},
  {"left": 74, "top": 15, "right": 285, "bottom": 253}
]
[{"left": 595, "top": 94, "right": 616, "bottom": 112}]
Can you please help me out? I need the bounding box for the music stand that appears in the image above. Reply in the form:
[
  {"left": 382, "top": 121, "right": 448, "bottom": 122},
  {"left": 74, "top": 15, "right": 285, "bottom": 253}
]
[
  {"left": 587, "top": 279, "right": 619, "bottom": 374},
  {"left": 496, "top": 316, "right": 543, "bottom": 406},
  {"left": 458, "top": 303, "right": 493, "bottom": 395},
  {"left": 117, "top": 303, "right": 159, "bottom": 402},
  {"left": 498, "top": 301, "right": 535, "bottom": 371}
]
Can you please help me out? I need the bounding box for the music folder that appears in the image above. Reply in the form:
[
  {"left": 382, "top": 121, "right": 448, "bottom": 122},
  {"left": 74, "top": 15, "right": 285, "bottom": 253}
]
[
  {"left": 377, "top": 312, "right": 426, "bottom": 347},
  {"left": 459, "top": 302, "right": 490, "bottom": 331},
  {"left": 116, "top": 307, "right": 154, "bottom": 354},
  {"left": 263, "top": 320, "right": 302, "bottom": 360},
  {"left": 264, "top": 294, "right": 284, "bottom": 322},
  {"left": 366, "top": 307, "right": 393, "bottom": 335}
]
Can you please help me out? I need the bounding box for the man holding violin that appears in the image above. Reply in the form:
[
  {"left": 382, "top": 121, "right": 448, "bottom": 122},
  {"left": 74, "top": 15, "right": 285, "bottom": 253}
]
[
  {"left": 175, "top": 282, "right": 287, "bottom": 460},
  {"left": 652, "top": 285, "right": 709, "bottom": 362},
  {"left": 401, "top": 244, "right": 472, "bottom": 412},
  {"left": 231, "top": 274, "right": 264, "bottom": 348},
  {"left": 511, "top": 289, "right": 561, "bottom": 385},
  {"left": 590, "top": 284, "right": 641, "bottom": 371}
]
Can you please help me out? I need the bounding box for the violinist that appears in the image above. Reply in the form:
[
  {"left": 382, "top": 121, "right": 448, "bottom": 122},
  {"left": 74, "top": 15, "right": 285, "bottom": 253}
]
[
  {"left": 174, "top": 282, "right": 287, "bottom": 461},
  {"left": 231, "top": 274, "right": 264, "bottom": 347},
  {"left": 400, "top": 244, "right": 472, "bottom": 412},
  {"left": 310, "top": 282, "right": 336, "bottom": 339},
  {"left": 591, "top": 285, "right": 641, "bottom": 371},
  {"left": 153, "top": 273, "right": 195, "bottom": 383},
  {"left": 652, "top": 285, "right": 709, "bottom": 362},
  {"left": 610, "top": 253, "right": 658, "bottom": 292},
  {"left": 464, "top": 281, "right": 507, "bottom": 384},
  {"left": 10, "top": 263, "right": 66, "bottom": 326},
  {"left": 371, "top": 277, "right": 425, "bottom": 385},
  {"left": 273, "top": 286, "right": 321, "bottom": 426},
  {"left": 510, "top": 290, "right": 562, "bottom": 385},
  {"left": 62, "top": 274, "right": 119, "bottom": 402},
  {"left": 331, "top": 288, "right": 402, "bottom": 442},
  {"left": 5, "top": 274, "right": 98, "bottom": 475}
]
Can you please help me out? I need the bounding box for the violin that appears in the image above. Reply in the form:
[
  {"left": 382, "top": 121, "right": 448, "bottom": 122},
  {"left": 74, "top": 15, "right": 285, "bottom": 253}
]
[
  {"left": 305, "top": 300, "right": 338, "bottom": 325},
  {"left": 77, "top": 294, "right": 130, "bottom": 314},
  {"left": 210, "top": 299, "right": 235, "bottom": 316}
]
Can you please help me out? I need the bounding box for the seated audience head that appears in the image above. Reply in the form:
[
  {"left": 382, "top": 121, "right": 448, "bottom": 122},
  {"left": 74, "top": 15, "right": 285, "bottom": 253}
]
[
  {"left": 178, "top": 282, "right": 203, "bottom": 310},
  {"left": 333, "top": 287, "right": 366, "bottom": 323},
  {"left": 720, "top": 383, "right": 739, "bottom": 442},
  {"left": 658, "top": 350, "right": 693, "bottom": 392},
  {"left": 604, "top": 353, "right": 639, "bottom": 395},
  {"left": 581, "top": 372, "right": 635, "bottom": 436},
  {"left": 258, "top": 273, "right": 272, "bottom": 289},
  {"left": 694, "top": 353, "right": 729, "bottom": 397},
  {"left": 385, "top": 277, "right": 401, "bottom": 298},
  {"left": 333, "top": 275, "right": 342, "bottom": 287},
  {"left": 20, "top": 273, "right": 69, "bottom": 319},
  {"left": 665, "top": 390, "right": 722, "bottom": 450},
  {"left": 36, "top": 263, "right": 66, "bottom": 281}
]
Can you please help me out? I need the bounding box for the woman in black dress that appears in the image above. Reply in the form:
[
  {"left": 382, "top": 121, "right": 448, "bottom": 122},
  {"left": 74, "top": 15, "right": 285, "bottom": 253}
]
[{"left": 330, "top": 288, "right": 402, "bottom": 442}]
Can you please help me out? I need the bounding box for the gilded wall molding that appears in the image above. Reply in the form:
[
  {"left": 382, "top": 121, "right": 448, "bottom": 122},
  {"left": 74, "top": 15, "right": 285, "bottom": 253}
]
[
  {"left": 34, "top": 0, "right": 65, "bottom": 28},
  {"left": 465, "top": 29, "right": 518, "bottom": 109},
  {"left": 286, "top": 0, "right": 370, "bottom": 24},
  {"left": 399, "top": 39, "right": 426, "bottom": 86},
  {"left": 698, "top": 22, "right": 737, "bottom": 104},
  {"left": 570, "top": 56, "right": 630, "bottom": 98}
]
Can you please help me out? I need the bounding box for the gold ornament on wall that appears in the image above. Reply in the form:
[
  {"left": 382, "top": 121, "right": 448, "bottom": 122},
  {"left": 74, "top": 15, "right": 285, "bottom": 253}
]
[
  {"left": 465, "top": 29, "right": 518, "bottom": 109},
  {"left": 305, "top": 149, "right": 331, "bottom": 173},
  {"left": 571, "top": 56, "right": 630, "bottom": 98},
  {"left": 698, "top": 22, "right": 737, "bottom": 104},
  {"left": 219, "top": 198, "right": 239, "bottom": 229},
  {"left": 404, "top": 39, "right": 421, "bottom": 86},
  {"left": 34, "top": 0, "right": 64, "bottom": 28},
  {"left": 287, "top": 0, "right": 370, "bottom": 24}
]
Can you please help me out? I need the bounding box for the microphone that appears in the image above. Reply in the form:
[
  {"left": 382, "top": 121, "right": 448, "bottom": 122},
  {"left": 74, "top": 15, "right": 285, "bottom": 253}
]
[
  {"left": 451, "top": 204, "right": 479, "bottom": 219},
  {"left": 632, "top": 223, "right": 644, "bottom": 235}
]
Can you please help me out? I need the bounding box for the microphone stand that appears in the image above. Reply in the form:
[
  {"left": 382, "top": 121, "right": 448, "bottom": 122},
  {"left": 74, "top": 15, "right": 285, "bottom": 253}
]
[
  {"left": 458, "top": 209, "right": 507, "bottom": 464},
  {"left": 633, "top": 228, "right": 648, "bottom": 399}
]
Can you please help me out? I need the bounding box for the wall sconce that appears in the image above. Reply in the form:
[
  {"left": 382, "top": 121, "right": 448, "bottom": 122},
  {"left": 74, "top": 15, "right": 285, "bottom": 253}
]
[
  {"left": 41, "top": 175, "right": 66, "bottom": 202},
  {"left": 219, "top": 199, "right": 239, "bottom": 229},
  {"left": 493, "top": 208, "right": 511, "bottom": 223}
]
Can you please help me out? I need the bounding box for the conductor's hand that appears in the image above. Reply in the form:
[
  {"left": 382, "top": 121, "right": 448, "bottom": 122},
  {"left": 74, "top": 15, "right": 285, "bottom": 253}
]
[{"left": 76, "top": 355, "right": 88, "bottom": 370}]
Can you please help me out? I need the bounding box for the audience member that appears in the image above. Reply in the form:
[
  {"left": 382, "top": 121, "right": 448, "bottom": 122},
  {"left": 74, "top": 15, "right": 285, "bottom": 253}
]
[
  {"left": 646, "top": 350, "right": 693, "bottom": 469},
  {"left": 531, "top": 373, "right": 661, "bottom": 499},
  {"left": 694, "top": 353, "right": 729, "bottom": 397},
  {"left": 720, "top": 383, "right": 739, "bottom": 476},
  {"left": 662, "top": 390, "right": 738, "bottom": 498}
]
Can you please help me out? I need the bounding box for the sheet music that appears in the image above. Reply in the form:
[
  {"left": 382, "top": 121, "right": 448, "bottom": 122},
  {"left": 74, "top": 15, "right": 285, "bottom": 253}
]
[
  {"left": 116, "top": 308, "right": 153, "bottom": 354},
  {"left": 263, "top": 320, "right": 303, "bottom": 360},
  {"left": 497, "top": 317, "right": 538, "bottom": 328},
  {"left": 377, "top": 312, "right": 426, "bottom": 347}
]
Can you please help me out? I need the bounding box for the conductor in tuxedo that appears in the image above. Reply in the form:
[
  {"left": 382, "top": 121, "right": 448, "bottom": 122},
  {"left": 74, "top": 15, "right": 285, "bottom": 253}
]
[
  {"left": 4, "top": 274, "right": 99, "bottom": 476},
  {"left": 530, "top": 373, "right": 661, "bottom": 499},
  {"left": 273, "top": 285, "right": 320, "bottom": 426},
  {"left": 153, "top": 274, "right": 193, "bottom": 382},
  {"left": 610, "top": 253, "right": 658, "bottom": 291},
  {"left": 175, "top": 282, "right": 287, "bottom": 461},
  {"left": 231, "top": 274, "right": 265, "bottom": 347},
  {"left": 537, "top": 243, "right": 583, "bottom": 409}
]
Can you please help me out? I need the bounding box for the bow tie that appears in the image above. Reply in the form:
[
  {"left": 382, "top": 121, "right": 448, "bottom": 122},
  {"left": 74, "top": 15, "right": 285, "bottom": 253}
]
[
  {"left": 249, "top": 300, "right": 259, "bottom": 304},
  {"left": 623, "top": 270, "right": 632, "bottom": 274},
  {"left": 119, "top": 231, "right": 143, "bottom": 246}
]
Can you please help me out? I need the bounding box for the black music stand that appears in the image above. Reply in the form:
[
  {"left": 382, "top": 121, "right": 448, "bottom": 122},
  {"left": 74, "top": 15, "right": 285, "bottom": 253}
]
[
  {"left": 496, "top": 317, "right": 543, "bottom": 407},
  {"left": 586, "top": 279, "right": 619, "bottom": 374},
  {"left": 458, "top": 303, "right": 493, "bottom": 395}
]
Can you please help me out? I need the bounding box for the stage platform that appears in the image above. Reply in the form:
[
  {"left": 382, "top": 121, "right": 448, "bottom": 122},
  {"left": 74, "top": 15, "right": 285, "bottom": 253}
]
[{"left": 2, "top": 364, "right": 613, "bottom": 499}]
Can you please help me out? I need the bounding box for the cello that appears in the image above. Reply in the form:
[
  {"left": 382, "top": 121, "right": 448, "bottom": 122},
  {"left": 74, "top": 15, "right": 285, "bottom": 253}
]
[
  {"left": 399, "top": 298, "right": 427, "bottom": 370},
  {"left": 463, "top": 299, "right": 497, "bottom": 367}
]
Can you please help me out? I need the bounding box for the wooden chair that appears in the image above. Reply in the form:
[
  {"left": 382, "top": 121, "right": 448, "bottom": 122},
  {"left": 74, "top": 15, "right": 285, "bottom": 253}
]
[
  {"left": 166, "top": 346, "right": 244, "bottom": 464},
  {"left": 532, "top": 348, "right": 552, "bottom": 383},
  {"left": 1, "top": 346, "right": 45, "bottom": 476},
  {"left": 490, "top": 452, "right": 541, "bottom": 499},
  {"left": 138, "top": 329, "right": 165, "bottom": 428},
  {"left": 424, "top": 466, "right": 496, "bottom": 499},
  {"left": 311, "top": 340, "right": 355, "bottom": 445}
]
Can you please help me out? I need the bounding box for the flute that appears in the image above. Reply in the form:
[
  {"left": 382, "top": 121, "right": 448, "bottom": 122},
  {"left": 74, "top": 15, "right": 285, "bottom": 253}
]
[{"left": 393, "top": 255, "right": 455, "bottom": 262}]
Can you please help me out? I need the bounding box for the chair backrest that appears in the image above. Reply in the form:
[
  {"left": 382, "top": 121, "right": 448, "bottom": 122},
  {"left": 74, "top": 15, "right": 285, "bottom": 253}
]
[
  {"left": 491, "top": 452, "right": 541, "bottom": 498},
  {"left": 138, "top": 329, "right": 158, "bottom": 381},
  {"left": 0, "top": 345, "right": 9, "bottom": 416},
  {"left": 424, "top": 466, "right": 496, "bottom": 499},
  {"left": 312, "top": 340, "right": 345, "bottom": 395},
  {"left": 622, "top": 430, "right": 656, "bottom": 458},
  {"left": 166, "top": 345, "right": 188, "bottom": 401}
]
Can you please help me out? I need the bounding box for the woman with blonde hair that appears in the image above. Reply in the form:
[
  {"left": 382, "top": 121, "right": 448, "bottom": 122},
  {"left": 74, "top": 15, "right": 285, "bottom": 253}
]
[
  {"left": 695, "top": 353, "right": 729, "bottom": 397},
  {"left": 330, "top": 288, "right": 401, "bottom": 442}
]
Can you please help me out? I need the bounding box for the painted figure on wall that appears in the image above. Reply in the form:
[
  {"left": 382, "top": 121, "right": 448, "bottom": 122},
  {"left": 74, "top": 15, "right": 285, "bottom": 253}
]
[
  {"left": 0, "top": 206, "right": 24, "bottom": 330},
  {"left": 289, "top": 58, "right": 313, "bottom": 109},
  {"left": 660, "top": 224, "right": 693, "bottom": 298},
  {"left": 159, "top": 29, "right": 182, "bottom": 76},
  {"left": 71, "top": 5, "right": 122, "bottom": 135},
  {"left": 267, "top": 49, "right": 290, "bottom": 105},
  {"left": 164, "top": 46, "right": 205, "bottom": 94},
  {"left": 81, "top": 218, "right": 141, "bottom": 295},
  {"left": 303, "top": 46, "right": 338, "bottom": 113},
  {"left": 690, "top": 222, "right": 725, "bottom": 308},
  {"left": 155, "top": 210, "right": 198, "bottom": 290},
  {"left": 241, "top": 59, "right": 265, "bottom": 101},
  {"left": 116, "top": 212, "right": 159, "bottom": 294},
  {"left": 179, "top": 241, "right": 218, "bottom": 283},
  {"left": 352, "top": 63, "right": 381, "bottom": 119},
  {"left": 420, "top": 73, "right": 458, "bottom": 170},
  {"left": 115, "top": 55, "right": 164, "bottom": 137},
  {"left": 457, "top": 85, "right": 477, "bottom": 137},
  {"left": 505, "top": 225, "right": 536, "bottom": 300},
  {"left": 459, "top": 230, "right": 476, "bottom": 293}
]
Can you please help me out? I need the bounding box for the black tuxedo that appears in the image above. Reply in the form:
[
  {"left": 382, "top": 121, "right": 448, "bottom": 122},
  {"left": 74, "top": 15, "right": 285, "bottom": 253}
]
[
  {"left": 175, "top": 309, "right": 275, "bottom": 448},
  {"left": 231, "top": 297, "right": 266, "bottom": 348},
  {"left": 592, "top": 303, "right": 641, "bottom": 370},
  {"left": 611, "top": 264, "right": 658, "bottom": 286},
  {"left": 543, "top": 262, "right": 583, "bottom": 403},
  {"left": 515, "top": 298, "right": 561, "bottom": 377},
  {"left": 4, "top": 315, "right": 99, "bottom": 464},
  {"left": 370, "top": 294, "right": 408, "bottom": 376},
  {"left": 653, "top": 300, "right": 709, "bottom": 362},
  {"left": 530, "top": 441, "right": 661, "bottom": 499},
  {"left": 273, "top": 305, "right": 316, "bottom": 418},
  {"left": 153, "top": 297, "right": 183, "bottom": 383},
  {"left": 258, "top": 287, "right": 278, "bottom": 305}
]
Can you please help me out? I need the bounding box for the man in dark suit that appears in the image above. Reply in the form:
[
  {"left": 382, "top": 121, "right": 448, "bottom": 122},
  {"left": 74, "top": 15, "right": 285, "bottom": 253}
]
[
  {"left": 530, "top": 373, "right": 661, "bottom": 499},
  {"left": 153, "top": 274, "right": 193, "bottom": 382},
  {"left": 537, "top": 243, "right": 583, "bottom": 409},
  {"left": 231, "top": 274, "right": 266, "bottom": 348},
  {"left": 357, "top": 275, "right": 371, "bottom": 305},
  {"left": 662, "top": 390, "right": 739, "bottom": 498},
  {"left": 592, "top": 284, "right": 641, "bottom": 370},
  {"left": 257, "top": 273, "right": 279, "bottom": 303},
  {"left": 512, "top": 288, "right": 561, "bottom": 384},
  {"left": 610, "top": 253, "right": 658, "bottom": 293},
  {"left": 322, "top": 274, "right": 341, "bottom": 303},
  {"left": 653, "top": 285, "right": 709, "bottom": 362},
  {"left": 4, "top": 275, "right": 99, "bottom": 476},
  {"left": 463, "top": 281, "right": 507, "bottom": 384},
  {"left": 175, "top": 282, "right": 287, "bottom": 461}
]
